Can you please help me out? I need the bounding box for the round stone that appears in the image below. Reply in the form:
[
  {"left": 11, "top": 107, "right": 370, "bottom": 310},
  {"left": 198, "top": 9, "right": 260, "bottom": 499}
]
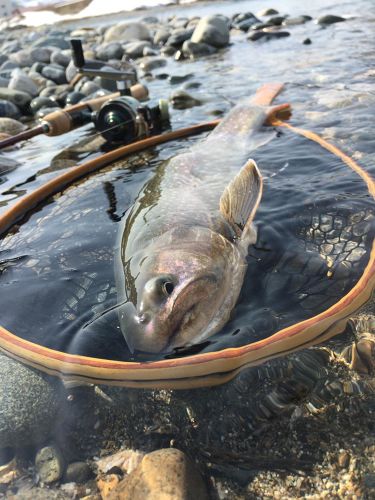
[{"left": 35, "top": 445, "right": 65, "bottom": 484}]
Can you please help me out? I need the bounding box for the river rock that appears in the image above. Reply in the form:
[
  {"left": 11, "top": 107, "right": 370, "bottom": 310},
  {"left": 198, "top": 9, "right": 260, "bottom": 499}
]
[
  {"left": 63, "top": 461, "right": 93, "bottom": 484},
  {"left": 257, "top": 8, "right": 279, "bottom": 16},
  {"left": 30, "top": 47, "right": 52, "bottom": 64},
  {"left": 96, "top": 42, "right": 124, "bottom": 61},
  {"left": 0, "top": 354, "right": 59, "bottom": 447},
  {"left": 0, "top": 76, "right": 10, "bottom": 87},
  {"left": 143, "top": 46, "right": 158, "bottom": 57},
  {"left": 268, "top": 15, "right": 287, "bottom": 26},
  {"left": 182, "top": 40, "right": 216, "bottom": 58},
  {"left": 283, "top": 15, "right": 312, "bottom": 26},
  {"left": 1, "top": 40, "right": 21, "bottom": 54},
  {"left": 139, "top": 56, "right": 167, "bottom": 72},
  {"left": 50, "top": 50, "right": 70, "bottom": 68},
  {"left": 41, "top": 65, "right": 67, "bottom": 84},
  {"left": 166, "top": 28, "right": 195, "bottom": 47},
  {"left": 232, "top": 12, "right": 260, "bottom": 31},
  {"left": 28, "top": 71, "right": 49, "bottom": 91},
  {"left": 80, "top": 81, "right": 101, "bottom": 96},
  {"left": 0, "top": 88, "right": 31, "bottom": 107},
  {"left": 9, "top": 69, "right": 39, "bottom": 97},
  {"left": 0, "top": 54, "right": 7, "bottom": 66},
  {"left": 31, "top": 62, "right": 46, "bottom": 74},
  {"left": 107, "top": 449, "right": 208, "bottom": 500},
  {"left": 248, "top": 30, "right": 290, "bottom": 41},
  {"left": 0, "top": 60, "right": 19, "bottom": 72},
  {"left": 30, "top": 96, "right": 57, "bottom": 114},
  {"left": 65, "top": 91, "right": 85, "bottom": 105},
  {"left": 170, "top": 89, "right": 202, "bottom": 109},
  {"left": 0, "top": 100, "right": 21, "bottom": 119},
  {"left": 124, "top": 41, "right": 151, "bottom": 58},
  {"left": 35, "top": 445, "right": 65, "bottom": 484},
  {"left": 161, "top": 46, "right": 177, "bottom": 57},
  {"left": 36, "top": 106, "right": 61, "bottom": 119},
  {"left": 32, "top": 36, "right": 70, "bottom": 50},
  {"left": 191, "top": 15, "right": 230, "bottom": 48},
  {"left": 317, "top": 14, "right": 346, "bottom": 25},
  {"left": 9, "top": 49, "right": 34, "bottom": 67},
  {"left": 154, "top": 28, "right": 171, "bottom": 45},
  {"left": 104, "top": 22, "right": 150, "bottom": 42}
]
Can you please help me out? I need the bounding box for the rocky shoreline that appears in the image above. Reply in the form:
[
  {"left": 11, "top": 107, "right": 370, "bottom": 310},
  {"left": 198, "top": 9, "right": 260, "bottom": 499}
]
[{"left": 0, "top": 2, "right": 374, "bottom": 499}]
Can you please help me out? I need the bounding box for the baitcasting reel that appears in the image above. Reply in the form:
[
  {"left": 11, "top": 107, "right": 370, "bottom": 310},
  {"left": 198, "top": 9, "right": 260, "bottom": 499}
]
[{"left": 70, "top": 39, "right": 170, "bottom": 145}]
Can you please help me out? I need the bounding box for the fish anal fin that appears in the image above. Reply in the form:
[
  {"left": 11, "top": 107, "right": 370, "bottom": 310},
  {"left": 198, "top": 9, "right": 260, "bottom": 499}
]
[{"left": 219, "top": 159, "right": 263, "bottom": 242}]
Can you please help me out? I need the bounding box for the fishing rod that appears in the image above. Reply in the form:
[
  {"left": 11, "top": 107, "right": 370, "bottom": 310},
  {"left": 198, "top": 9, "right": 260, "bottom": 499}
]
[{"left": 0, "top": 39, "right": 170, "bottom": 150}]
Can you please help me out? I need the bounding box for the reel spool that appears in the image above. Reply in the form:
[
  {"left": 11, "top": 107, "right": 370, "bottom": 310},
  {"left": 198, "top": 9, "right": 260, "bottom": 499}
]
[{"left": 94, "top": 96, "right": 170, "bottom": 144}]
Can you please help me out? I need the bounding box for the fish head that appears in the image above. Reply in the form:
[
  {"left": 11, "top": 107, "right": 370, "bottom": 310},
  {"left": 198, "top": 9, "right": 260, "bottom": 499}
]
[{"left": 118, "top": 227, "right": 243, "bottom": 354}]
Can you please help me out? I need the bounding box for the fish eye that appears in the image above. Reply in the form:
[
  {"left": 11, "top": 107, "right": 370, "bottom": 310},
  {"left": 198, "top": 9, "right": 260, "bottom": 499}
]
[{"left": 163, "top": 281, "right": 174, "bottom": 295}]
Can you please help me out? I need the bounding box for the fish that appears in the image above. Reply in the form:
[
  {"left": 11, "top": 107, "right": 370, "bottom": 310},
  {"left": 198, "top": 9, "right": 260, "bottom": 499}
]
[{"left": 115, "top": 83, "right": 291, "bottom": 353}]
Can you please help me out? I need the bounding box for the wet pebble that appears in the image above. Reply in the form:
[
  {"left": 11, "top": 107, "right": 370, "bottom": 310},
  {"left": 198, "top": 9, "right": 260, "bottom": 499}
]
[
  {"left": 63, "top": 461, "right": 93, "bottom": 484},
  {"left": 0, "top": 88, "right": 31, "bottom": 108},
  {"left": 124, "top": 41, "right": 152, "bottom": 58},
  {"left": 96, "top": 42, "right": 124, "bottom": 61},
  {"left": 317, "top": 15, "right": 346, "bottom": 25},
  {"left": 160, "top": 45, "right": 177, "bottom": 57},
  {"left": 257, "top": 8, "right": 279, "bottom": 16},
  {"left": 32, "top": 36, "right": 70, "bottom": 50},
  {"left": 248, "top": 31, "right": 290, "bottom": 41},
  {"left": 35, "top": 445, "right": 65, "bottom": 484},
  {"left": 153, "top": 28, "right": 171, "bottom": 45},
  {"left": 168, "top": 73, "right": 194, "bottom": 85},
  {"left": 30, "top": 47, "right": 52, "bottom": 64},
  {"left": 0, "top": 76, "right": 10, "bottom": 87},
  {"left": 283, "top": 16, "right": 312, "bottom": 26},
  {"left": 107, "top": 449, "right": 208, "bottom": 500},
  {"left": 31, "top": 62, "right": 46, "bottom": 74},
  {"left": 166, "top": 28, "right": 195, "bottom": 47},
  {"left": 182, "top": 40, "right": 216, "bottom": 58},
  {"left": 9, "top": 49, "right": 34, "bottom": 67},
  {"left": 50, "top": 50, "right": 70, "bottom": 68},
  {"left": 0, "top": 354, "right": 59, "bottom": 447},
  {"left": 80, "top": 81, "right": 102, "bottom": 96},
  {"left": 191, "top": 15, "right": 230, "bottom": 48},
  {"left": 8, "top": 69, "right": 39, "bottom": 97},
  {"left": 303, "top": 38, "right": 312, "bottom": 45},
  {"left": 30, "top": 96, "right": 57, "bottom": 114},
  {"left": 41, "top": 65, "right": 67, "bottom": 85},
  {"left": 0, "top": 99, "right": 21, "bottom": 119},
  {"left": 65, "top": 91, "right": 85, "bottom": 106},
  {"left": 170, "top": 89, "right": 202, "bottom": 109},
  {"left": 232, "top": 13, "right": 260, "bottom": 31},
  {"left": 36, "top": 106, "right": 61, "bottom": 119},
  {"left": 139, "top": 56, "right": 167, "bottom": 72},
  {"left": 104, "top": 22, "right": 150, "bottom": 43}
]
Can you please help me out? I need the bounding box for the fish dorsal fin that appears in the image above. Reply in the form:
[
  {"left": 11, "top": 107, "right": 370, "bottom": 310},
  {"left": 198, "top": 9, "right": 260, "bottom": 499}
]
[{"left": 219, "top": 159, "right": 263, "bottom": 242}]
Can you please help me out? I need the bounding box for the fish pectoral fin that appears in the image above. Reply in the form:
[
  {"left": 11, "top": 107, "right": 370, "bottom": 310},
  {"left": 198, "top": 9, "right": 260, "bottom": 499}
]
[{"left": 219, "top": 159, "right": 263, "bottom": 240}]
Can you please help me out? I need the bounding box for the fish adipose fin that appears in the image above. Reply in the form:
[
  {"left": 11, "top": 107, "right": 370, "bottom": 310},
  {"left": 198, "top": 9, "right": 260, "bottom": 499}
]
[{"left": 219, "top": 159, "right": 263, "bottom": 244}]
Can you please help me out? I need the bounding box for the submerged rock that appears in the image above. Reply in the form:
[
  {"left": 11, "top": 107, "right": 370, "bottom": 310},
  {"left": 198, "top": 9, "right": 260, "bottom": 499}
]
[
  {"left": 191, "top": 15, "right": 230, "bottom": 48},
  {"left": 169, "top": 89, "right": 202, "bottom": 109},
  {"left": 107, "top": 449, "right": 208, "bottom": 500},
  {"left": 317, "top": 15, "right": 346, "bottom": 25},
  {"left": 35, "top": 445, "right": 65, "bottom": 484},
  {"left": 139, "top": 56, "right": 167, "bottom": 72},
  {"left": 248, "top": 31, "right": 290, "bottom": 41},
  {"left": 0, "top": 354, "right": 59, "bottom": 447},
  {"left": 182, "top": 40, "right": 216, "bottom": 59},
  {"left": 283, "top": 15, "right": 312, "bottom": 26}
]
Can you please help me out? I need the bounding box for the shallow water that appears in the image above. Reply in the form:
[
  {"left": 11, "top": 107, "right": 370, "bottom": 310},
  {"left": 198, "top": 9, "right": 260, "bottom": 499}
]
[{"left": 0, "top": 0, "right": 374, "bottom": 363}]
